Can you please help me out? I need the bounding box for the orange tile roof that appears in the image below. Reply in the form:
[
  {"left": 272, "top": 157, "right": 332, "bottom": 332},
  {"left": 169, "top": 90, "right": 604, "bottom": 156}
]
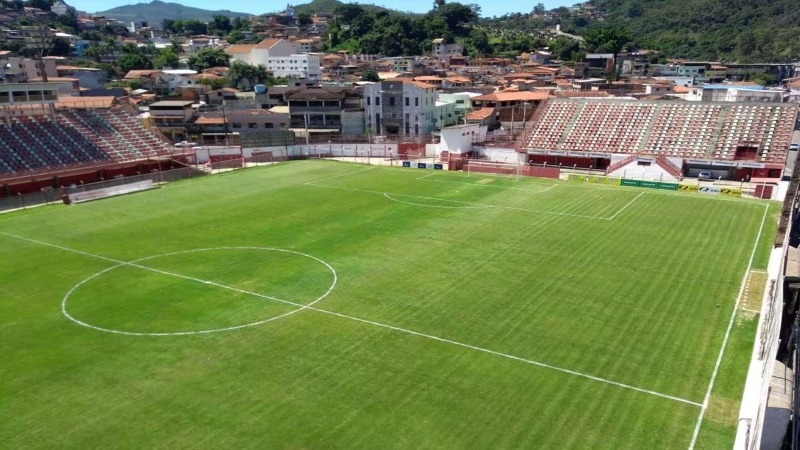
[
  {"left": 225, "top": 44, "right": 255, "bottom": 54},
  {"left": 195, "top": 116, "right": 227, "bottom": 125},
  {"left": 466, "top": 107, "right": 495, "bottom": 120},
  {"left": 673, "top": 86, "right": 690, "bottom": 93},
  {"left": 403, "top": 79, "right": 436, "bottom": 89},
  {"left": 254, "top": 38, "right": 279, "bottom": 49},
  {"left": 414, "top": 76, "right": 443, "bottom": 82},
  {"left": 472, "top": 91, "right": 549, "bottom": 102}
]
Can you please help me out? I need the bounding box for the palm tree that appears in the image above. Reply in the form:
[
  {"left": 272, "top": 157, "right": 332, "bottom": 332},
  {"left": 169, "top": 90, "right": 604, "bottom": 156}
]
[
  {"left": 169, "top": 38, "right": 184, "bottom": 55},
  {"left": 228, "top": 61, "right": 271, "bottom": 90}
]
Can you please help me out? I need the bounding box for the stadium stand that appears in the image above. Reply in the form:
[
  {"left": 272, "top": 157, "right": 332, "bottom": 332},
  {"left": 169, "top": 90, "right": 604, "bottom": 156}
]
[
  {"left": 0, "top": 106, "right": 173, "bottom": 175},
  {"left": 522, "top": 99, "right": 798, "bottom": 165}
]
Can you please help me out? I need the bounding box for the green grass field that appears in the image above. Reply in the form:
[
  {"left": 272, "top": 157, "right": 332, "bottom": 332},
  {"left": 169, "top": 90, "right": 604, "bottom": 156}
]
[{"left": 0, "top": 161, "right": 779, "bottom": 449}]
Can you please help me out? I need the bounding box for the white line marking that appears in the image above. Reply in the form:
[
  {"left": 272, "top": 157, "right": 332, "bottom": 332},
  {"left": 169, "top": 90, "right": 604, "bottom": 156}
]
[
  {"left": 416, "top": 172, "right": 437, "bottom": 180},
  {"left": 687, "top": 203, "right": 770, "bottom": 449},
  {"left": 740, "top": 308, "right": 760, "bottom": 314},
  {"left": 59, "top": 247, "right": 337, "bottom": 336},
  {"left": 306, "top": 166, "right": 376, "bottom": 185},
  {"left": 308, "top": 183, "right": 607, "bottom": 220},
  {"left": 417, "top": 175, "right": 557, "bottom": 193},
  {"left": 383, "top": 193, "right": 489, "bottom": 209},
  {"left": 1, "top": 231, "right": 701, "bottom": 406},
  {"left": 608, "top": 191, "right": 646, "bottom": 221}
]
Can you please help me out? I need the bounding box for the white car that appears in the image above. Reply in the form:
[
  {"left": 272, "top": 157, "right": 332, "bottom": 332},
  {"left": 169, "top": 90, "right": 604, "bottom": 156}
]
[{"left": 174, "top": 141, "right": 198, "bottom": 148}]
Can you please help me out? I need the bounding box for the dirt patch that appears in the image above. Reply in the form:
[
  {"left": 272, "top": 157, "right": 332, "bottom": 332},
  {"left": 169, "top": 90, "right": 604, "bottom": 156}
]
[
  {"left": 705, "top": 394, "right": 741, "bottom": 426},
  {"left": 741, "top": 270, "right": 768, "bottom": 313}
]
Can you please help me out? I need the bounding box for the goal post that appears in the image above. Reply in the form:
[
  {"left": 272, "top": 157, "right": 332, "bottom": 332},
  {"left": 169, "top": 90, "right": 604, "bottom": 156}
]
[
  {"left": 208, "top": 157, "right": 245, "bottom": 172},
  {"left": 466, "top": 161, "right": 523, "bottom": 181}
]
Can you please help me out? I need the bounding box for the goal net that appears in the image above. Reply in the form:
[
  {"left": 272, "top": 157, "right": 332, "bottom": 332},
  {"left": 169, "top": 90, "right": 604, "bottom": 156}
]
[
  {"left": 208, "top": 157, "right": 245, "bottom": 172},
  {"left": 466, "top": 161, "right": 523, "bottom": 180}
]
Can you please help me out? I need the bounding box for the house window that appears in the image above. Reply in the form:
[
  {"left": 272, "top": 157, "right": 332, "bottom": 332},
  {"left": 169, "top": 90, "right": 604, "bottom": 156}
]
[
  {"left": 367, "top": 97, "right": 370, "bottom": 106},
  {"left": 232, "top": 123, "right": 242, "bottom": 129},
  {"left": 265, "top": 123, "right": 273, "bottom": 128},
  {"left": 415, "top": 97, "right": 419, "bottom": 107},
  {"left": 249, "top": 123, "right": 258, "bottom": 128},
  {"left": 375, "top": 97, "right": 380, "bottom": 106},
  {"left": 405, "top": 97, "right": 409, "bottom": 106},
  {"left": 389, "top": 97, "right": 395, "bottom": 106}
]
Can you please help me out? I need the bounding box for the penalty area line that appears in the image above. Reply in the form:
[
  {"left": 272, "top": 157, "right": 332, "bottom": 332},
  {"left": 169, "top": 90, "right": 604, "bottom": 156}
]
[{"left": 0, "top": 230, "right": 701, "bottom": 408}]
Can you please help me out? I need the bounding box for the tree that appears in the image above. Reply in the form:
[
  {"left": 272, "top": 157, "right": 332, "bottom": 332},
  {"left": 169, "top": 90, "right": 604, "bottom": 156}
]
[
  {"left": 209, "top": 15, "right": 232, "bottom": 35},
  {"left": 49, "top": 37, "right": 71, "bottom": 56},
  {"left": 153, "top": 48, "right": 179, "bottom": 69},
  {"left": 162, "top": 19, "right": 176, "bottom": 33},
  {"left": 226, "top": 30, "right": 243, "bottom": 44},
  {"left": 232, "top": 17, "right": 250, "bottom": 31},
  {"left": 333, "top": 4, "right": 365, "bottom": 24},
  {"left": 584, "top": 26, "right": 631, "bottom": 55},
  {"left": 198, "top": 77, "right": 229, "bottom": 90},
  {"left": 433, "top": 0, "right": 446, "bottom": 9},
  {"left": 228, "top": 61, "right": 270, "bottom": 89},
  {"left": 297, "top": 13, "right": 313, "bottom": 28},
  {"left": 169, "top": 38, "right": 184, "bottom": 55},
  {"left": 533, "top": 3, "right": 546, "bottom": 15},
  {"left": 188, "top": 47, "right": 231, "bottom": 70},
  {"left": 118, "top": 52, "right": 152, "bottom": 73},
  {"left": 361, "top": 68, "right": 380, "bottom": 82}
]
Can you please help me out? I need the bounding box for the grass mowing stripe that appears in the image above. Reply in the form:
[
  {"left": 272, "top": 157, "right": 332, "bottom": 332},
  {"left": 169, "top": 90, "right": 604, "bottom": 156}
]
[
  {"left": 0, "top": 229, "right": 702, "bottom": 407},
  {"left": 688, "top": 203, "right": 770, "bottom": 449}
]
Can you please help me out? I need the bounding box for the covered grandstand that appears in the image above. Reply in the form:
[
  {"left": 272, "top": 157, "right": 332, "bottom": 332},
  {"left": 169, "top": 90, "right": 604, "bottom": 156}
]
[{"left": 518, "top": 99, "right": 799, "bottom": 179}]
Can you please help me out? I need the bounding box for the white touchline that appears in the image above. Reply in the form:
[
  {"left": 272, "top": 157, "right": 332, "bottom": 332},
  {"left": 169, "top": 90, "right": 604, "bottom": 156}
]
[
  {"left": 687, "top": 203, "right": 770, "bottom": 449},
  {"left": 0, "top": 230, "right": 701, "bottom": 407},
  {"left": 607, "top": 191, "right": 646, "bottom": 220},
  {"left": 417, "top": 176, "right": 558, "bottom": 193}
]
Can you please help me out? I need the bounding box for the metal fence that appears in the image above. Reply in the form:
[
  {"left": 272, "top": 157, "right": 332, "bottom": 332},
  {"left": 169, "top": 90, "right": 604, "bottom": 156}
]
[{"left": 0, "top": 167, "right": 204, "bottom": 213}]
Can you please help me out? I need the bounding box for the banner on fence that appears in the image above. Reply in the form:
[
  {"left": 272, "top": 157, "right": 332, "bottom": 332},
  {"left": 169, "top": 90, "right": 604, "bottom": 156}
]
[
  {"left": 679, "top": 184, "right": 699, "bottom": 192},
  {"left": 567, "top": 174, "right": 622, "bottom": 186},
  {"left": 699, "top": 186, "right": 721, "bottom": 195},
  {"left": 68, "top": 180, "right": 155, "bottom": 204},
  {"left": 720, "top": 187, "right": 742, "bottom": 197}
]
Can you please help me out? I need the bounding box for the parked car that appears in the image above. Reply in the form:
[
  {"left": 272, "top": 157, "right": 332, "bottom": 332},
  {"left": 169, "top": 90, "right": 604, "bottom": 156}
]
[
  {"left": 698, "top": 171, "right": 713, "bottom": 181},
  {"left": 174, "top": 141, "right": 198, "bottom": 148}
]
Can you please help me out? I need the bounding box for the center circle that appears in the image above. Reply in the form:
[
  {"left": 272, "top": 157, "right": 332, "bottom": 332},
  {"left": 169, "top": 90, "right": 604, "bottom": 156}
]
[{"left": 61, "top": 247, "right": 337, "bottom": 336}]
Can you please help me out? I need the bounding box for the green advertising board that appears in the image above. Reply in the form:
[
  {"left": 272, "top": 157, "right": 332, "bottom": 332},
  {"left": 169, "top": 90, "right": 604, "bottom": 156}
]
[
  {"left": 621, "top": 179, "right": 680, "bottom": 191},
  {"left": 621, "top": 179, "right": 641, "bottom": 187}
]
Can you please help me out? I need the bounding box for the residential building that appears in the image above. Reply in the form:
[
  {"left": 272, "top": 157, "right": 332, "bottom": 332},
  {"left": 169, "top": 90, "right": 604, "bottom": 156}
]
[
  {"left": 432, "top": 38, "right": 463, "bottom": 61},
  {"left": 287, "top": 86, "right": 364, "bottom": 136},
  {"left": 363, "top": 79, "right": 438, "bottom": 136},
  {"left": 56, "top": 65, "right": 106, "bottom": 89},
  {"left": 225, "top": 38, "right": 321, "bottom": 81},
  {"left": 701, "top": 85, "right": 785, "bottom": 103}
]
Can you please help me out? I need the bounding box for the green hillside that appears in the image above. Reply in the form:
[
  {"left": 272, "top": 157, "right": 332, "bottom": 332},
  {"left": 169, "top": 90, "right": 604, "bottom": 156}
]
[
  {"left": 98, "top": 1, "right": 251, "bottom": 26},
  {"left": 590, "top": 0, "right": 800, "bottom": 61}
]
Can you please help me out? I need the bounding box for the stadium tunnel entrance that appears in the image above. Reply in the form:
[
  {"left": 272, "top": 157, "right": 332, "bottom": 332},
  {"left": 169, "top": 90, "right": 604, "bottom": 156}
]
[{"left": 527, "top": 154, "right": 610, "bottom": 171}]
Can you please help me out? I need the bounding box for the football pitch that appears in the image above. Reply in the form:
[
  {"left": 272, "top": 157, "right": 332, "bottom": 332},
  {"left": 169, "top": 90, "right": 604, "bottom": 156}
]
[{"left": 0, "top": 161, "right": 779, "bottom": 449}]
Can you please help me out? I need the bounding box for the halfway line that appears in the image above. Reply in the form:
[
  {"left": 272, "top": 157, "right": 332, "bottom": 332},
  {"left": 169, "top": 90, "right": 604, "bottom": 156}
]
[{"left": 0, "top": 230, "right": 701, "bottom": 407}]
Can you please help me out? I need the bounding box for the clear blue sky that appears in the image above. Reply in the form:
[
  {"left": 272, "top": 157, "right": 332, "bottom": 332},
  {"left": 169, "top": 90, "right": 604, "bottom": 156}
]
[{"left": 69, "top": 0, "right": 578, "bottom": 19}]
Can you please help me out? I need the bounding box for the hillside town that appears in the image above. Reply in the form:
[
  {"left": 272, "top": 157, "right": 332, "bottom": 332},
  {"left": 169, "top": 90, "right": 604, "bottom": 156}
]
[{"left": 0, "top": 0, "right": 798, "bottom": 147}]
